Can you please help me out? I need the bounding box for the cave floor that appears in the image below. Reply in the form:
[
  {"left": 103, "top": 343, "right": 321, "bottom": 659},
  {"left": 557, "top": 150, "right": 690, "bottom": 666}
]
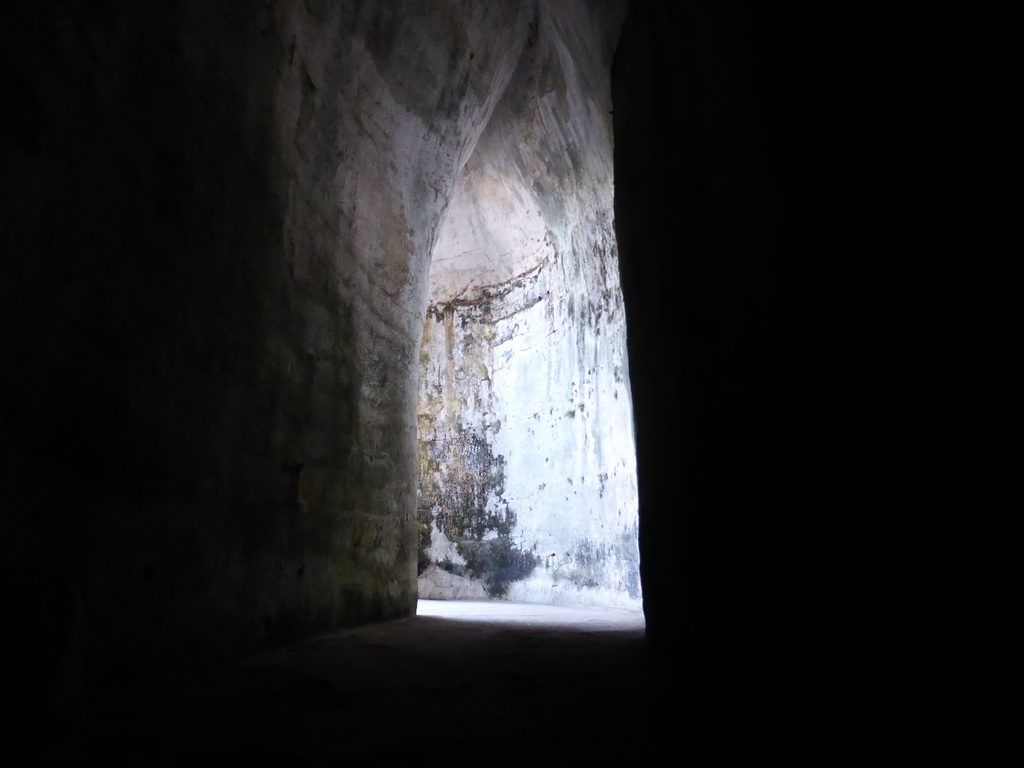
[{"left": 31, "top": 601, "right": 668, "bottom": 765}]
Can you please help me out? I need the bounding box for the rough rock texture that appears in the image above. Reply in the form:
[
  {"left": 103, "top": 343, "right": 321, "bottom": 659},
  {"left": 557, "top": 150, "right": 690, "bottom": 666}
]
[
  {"left": 416, "top": 565, "right": 488, "bottom": 600},
  {"left": 0, "top": 0, "right": 999, "bottom": 758},
  {"left": 415, "top": 1, "right": 640, "bottom": 608},
  {"left": 0, "top": 0, "right": 536, "bottom": 703}
]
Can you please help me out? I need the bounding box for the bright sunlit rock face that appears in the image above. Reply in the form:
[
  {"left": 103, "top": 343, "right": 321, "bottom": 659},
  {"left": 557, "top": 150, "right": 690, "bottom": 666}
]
[{"left": 416, "top": 2, "right": 640, "bottom": 609}]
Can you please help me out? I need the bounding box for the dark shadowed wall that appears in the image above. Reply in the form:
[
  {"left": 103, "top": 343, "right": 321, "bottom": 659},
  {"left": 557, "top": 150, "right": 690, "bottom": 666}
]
[
  {"left": 0, "top": 0, "right": 536, "bottom": 714},
  {"left": 612, "top": 0, "right": 1002, "bottom": 749}
]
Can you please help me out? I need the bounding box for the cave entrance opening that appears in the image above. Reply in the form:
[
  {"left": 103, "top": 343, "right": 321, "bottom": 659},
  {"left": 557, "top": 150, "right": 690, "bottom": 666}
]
[
  {"left": 413, "top": 156, "right": 641, "bottom": 612},
  {"left": 410, "top": 1, "right": 640, "bottom": 612}
]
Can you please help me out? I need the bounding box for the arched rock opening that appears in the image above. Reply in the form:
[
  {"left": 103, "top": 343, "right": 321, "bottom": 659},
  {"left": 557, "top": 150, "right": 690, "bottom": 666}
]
[
  {"left": 1, "top": 0, "right": 986, "bottom": 757},
  {"left": 0, "top": 1, "right": 637, "bottom": 708},
  {"left": 414, "top": 2, "right": 640, "bottom": 608}
]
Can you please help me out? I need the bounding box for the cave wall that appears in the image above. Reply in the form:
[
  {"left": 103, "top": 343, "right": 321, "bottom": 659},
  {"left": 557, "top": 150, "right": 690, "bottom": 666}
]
[
  {"left": 613, "top": 0, "right": 796, "bottom": 678},
  {"left": 415, "top": 1, "right": 640, "bottom": 609},
  {"left": 612, "top": 0, "right": 996, "bottom": 746},
  {"left": 0, "top": 0, "right": 537, "bottom": 701},
  {"left": 611, "top": 1, "right": 879, "bottom": 729},
  {"left": 0, "top": 0, "right": 994, "bottom": 749}
]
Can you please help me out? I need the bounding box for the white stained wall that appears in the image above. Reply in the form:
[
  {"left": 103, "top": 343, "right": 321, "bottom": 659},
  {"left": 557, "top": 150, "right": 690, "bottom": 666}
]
[{"left": 416, "top": 0, "right": 640, "bottom": 607}]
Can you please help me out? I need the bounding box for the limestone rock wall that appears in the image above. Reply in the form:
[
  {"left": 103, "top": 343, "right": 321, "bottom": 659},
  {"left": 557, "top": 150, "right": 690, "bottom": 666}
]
[
  {"left": 416, "top": 1, "right": 640, "bottom": 609},
  {"left": 0, "top": 0, "right": 536, "bottom": 692}
]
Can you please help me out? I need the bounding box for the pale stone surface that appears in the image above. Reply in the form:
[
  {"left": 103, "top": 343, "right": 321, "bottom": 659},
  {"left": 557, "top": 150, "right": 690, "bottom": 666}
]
[
  {"left": 416, "top": 598, "right": 645, "bottom": 630},
  {"left": 416, "top": 1, "right": 640, "bottom": 608},
  {"left": 270, "top": 0, "right": 539, "bottom": 618},
  {"left": 417, "top": 566, "right": 488, "bottom": 600}
]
